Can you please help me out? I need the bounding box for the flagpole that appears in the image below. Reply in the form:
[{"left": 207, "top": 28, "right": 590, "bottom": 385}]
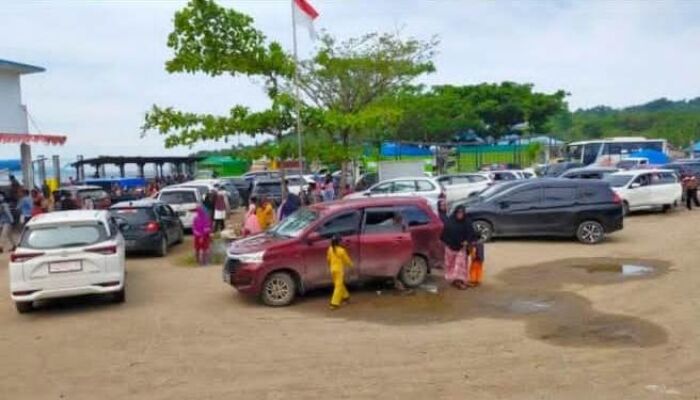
[{"left": 291, "top": 0, "right": 304, "bottom": 175}]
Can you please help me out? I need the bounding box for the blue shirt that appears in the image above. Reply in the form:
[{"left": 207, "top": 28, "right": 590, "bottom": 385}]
[{"left": 18, "top": 196, "right": 32, "bottom": 217}]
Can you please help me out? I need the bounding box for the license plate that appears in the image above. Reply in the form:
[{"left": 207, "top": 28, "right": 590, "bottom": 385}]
[{"left": 49, "top": 261, "right": 82, "bottom": 273}]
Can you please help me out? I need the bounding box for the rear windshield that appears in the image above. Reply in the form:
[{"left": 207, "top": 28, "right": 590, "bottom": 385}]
[
  {"left": 604, "top": 175, "right": 634, "bottom": 188},
  {"left": 159, "top": 191, "right": 197, "bottom": 204},
  {"left": 21, "top": 223, "right": 108, "bottom": 250},
  {"left": 109, "top": 208, "right": 155, "bottom": 224},
  {"left": 254, "top": 182, "right": 282, "bottom": 195},
  {"left": 179, "top": 185, "right": 209, "bottom": 197},
  {"left": 79, "top": 189, "right": 109, "bottom": 200}
]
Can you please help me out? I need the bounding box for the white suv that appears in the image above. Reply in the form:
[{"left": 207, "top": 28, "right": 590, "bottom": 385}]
[
  {"left": 157, "top": 187, "right": 202, "bottom": 229},
  {"left": 436, "top": 174, "right": 492, "bottom": 203},
  {"left": 604, "top": 169, "right": 682, "bottom": 215},
  {"left": 345, "top": 177, "right": 443, "bottom": 211},
  {"left": 9, "top": 210, "right": 126, "bottom": 313}
]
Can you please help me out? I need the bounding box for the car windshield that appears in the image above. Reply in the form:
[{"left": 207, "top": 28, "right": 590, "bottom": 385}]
[
  {"left": 255, "top": 182, "right": 282, "bottom": 195},
  {"left": 604, "top": 175, "right": 634, "bottom": 188},
  {"left": 270, "top": 208, "right": 318, "bottom": 238},
  {"left": 159, "top": 191, "right": 197, "bottom": 204},
  {"left": 21, "top": 223, "right": 108, "bottom": 249},
  {"left": 109, "top": 208, "right": 155, "bottom": 224}
]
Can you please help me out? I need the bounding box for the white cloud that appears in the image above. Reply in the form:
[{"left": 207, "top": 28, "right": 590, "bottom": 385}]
[{"left": 1, "top": 0, "right": 699, "bottom": 161}]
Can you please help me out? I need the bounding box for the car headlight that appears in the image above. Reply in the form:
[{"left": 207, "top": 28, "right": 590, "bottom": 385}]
[{"left": 231, "top": 251, "right": 265, "bottom": 264}]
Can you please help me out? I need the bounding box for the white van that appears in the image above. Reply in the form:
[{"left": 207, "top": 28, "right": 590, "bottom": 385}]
[
  {"left": 436, "top": 174, "right": 492, "bottom": 202},
  {"left": 604, "top": 169, "right": 682, "bottom": 215},
  {"left": 157, "top": 187, "right": 202, "bottom": 229},
  {"left": 9, "top": 210, "right": 126, "bottom": 313}
]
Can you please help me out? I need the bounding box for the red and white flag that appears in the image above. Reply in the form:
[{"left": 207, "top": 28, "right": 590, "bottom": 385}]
[{"left": 293, "top": 0, "right": 319, "bottom": 40}]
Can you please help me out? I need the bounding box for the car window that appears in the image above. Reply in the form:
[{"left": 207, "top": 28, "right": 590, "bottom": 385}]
[
  {"left": 20, "top": 223, "right": 108, "bottom": 250},
  {"left": 468, "top": 175, "right": 487, "bottom": 183},
  {"left": 156, "top": 205, "right": 172, "bottom": 217},
  {"left": 110, "top": 208, "right": 156, "bottom": 224},
  {"left": 604, "top": 175, "right": 634, "bottom": 188},
  {"left": 450, "top": 176, "right": 470, "bottom": 184},
  {"left": 159, "top": 191, "right": 197, "bottom": 204},
  {"left": 401, "top": 206, "right": 431, "bottom": 227},
  {"left": 271, "top": 208, "right": 318, "bottom": 238},
  {"left": 436, "top": 176, "right": 451, "bottom": 185},
  {"left": 392, "top": 180, "right": 416, "bottom": 193},
  {"left": 363, "top": 208, "right": 404, "bottom": 234},
  {"left": 416, "top": 180, "right": 435, "bottom": 192},
  {"left": 504, "top": 188, "right": 541, "bottom": 205},
  {"left": 633, "top": 174, "right": 651, "bottom": 187},
  {"left": 653, "top": 172, "right": 677, "bottom": 185},
  {"left": 370, "top": 182, "right": 392, "bottom": 194},
  {"left": 316, "top": 211, "right": 360, "bottom": 238},
  {"left": 544, "top": 187, "right": 577, "bottom": 203}
]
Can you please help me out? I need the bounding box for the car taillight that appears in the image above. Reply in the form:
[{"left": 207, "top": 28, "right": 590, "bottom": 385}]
[
  {"left": 10, "top": 251, "right": 44, "bottom": 262},
  {"left": 612, "top": 192, "right": 622, "bottom": 204},
  {"left": 145, "top": 221, "right": 160, "bottom": 233},
  {"left": 87, "top": 245, "right": 117, "bottom": 255}
]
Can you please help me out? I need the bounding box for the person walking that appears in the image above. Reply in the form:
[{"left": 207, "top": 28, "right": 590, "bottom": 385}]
[
  {"left": 192, "top": 206, "right": 212, "bottom": 266},
  {"left": 0, "top": 194, "right": 16, "bottom": 253},
  {"left": 243, "top": 202, "right": 261, "bottom": 237},
  {"left": 59, "top": 192, "right": 79, "bottom": 211},
  {"left": 327, "top": 234, "right": 353, "bottom": 310},
  {"left": 213, "top": 190, "right": 227, "bottom": 232},
  {"left": 279, "top": 181, "right": 301, "bottom": 221},
  {"left": 322, "top": 174, "right": 335, "bottom": 202},
  {"left": 440, "top": 205, "right": 478, "bottom": 290},
  {"left": 203, "top": 189, "right": 216, "bottom": 221},
  {"left": 30, "top": 189, "right": 46, "bottom": 216},
  {"left": 256, "top": 196, "right": 275, "bottom": 231},
  {"left": 682, "top": 174, "right": 699, "bottom": 210},
  {"left": 468, "top": 242, "right": 485, "bottom": 287}
]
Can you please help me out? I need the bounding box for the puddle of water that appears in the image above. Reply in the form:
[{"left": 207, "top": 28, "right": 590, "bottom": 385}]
[
  {"left": 508, "top": 299, "right": 553, "bottom": 314},
  {"left": 622, "top": 264, "right": 655, "bottom": 276}
]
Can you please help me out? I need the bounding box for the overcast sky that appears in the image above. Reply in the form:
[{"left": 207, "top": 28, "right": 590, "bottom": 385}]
[{"left": 1, "top": 0, "right": 699, "bottom": 162}]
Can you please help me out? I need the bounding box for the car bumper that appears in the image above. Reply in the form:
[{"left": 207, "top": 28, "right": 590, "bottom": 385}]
[
  {"left": 11, "top": 274, "right": 125, "bottom": 302},
  {"left": 222, "top": 258, "right": 262, "bottom": 295},
  {"left": 124, "top": 233, "right": 163, "bottom": 252}
]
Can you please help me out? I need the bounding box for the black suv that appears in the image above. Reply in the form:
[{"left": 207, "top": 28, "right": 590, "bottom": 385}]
[
  {"left": 251, "top": 178, "right": 283, "bottom": 205},
  {"left": 453, "top": 179, "right": 623, "bottom": 244},
  {"left": 109, "top": 199, "right": 184, "bottom": 256}
]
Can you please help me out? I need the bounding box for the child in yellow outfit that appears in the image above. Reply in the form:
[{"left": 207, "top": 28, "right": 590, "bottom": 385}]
[{"left": 327, "top": 234, "right": 353, "bottom": 309}]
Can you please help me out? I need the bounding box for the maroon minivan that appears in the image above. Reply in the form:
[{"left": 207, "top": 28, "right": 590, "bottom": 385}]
[{"left": 223, "top": 197, "right": 443, "bottom": 306}]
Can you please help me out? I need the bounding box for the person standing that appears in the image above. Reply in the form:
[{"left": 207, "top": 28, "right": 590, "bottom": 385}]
[
  {"left": 279, "top": 181, "right": 301, "bottom": 221},
  {"left": 213, "top": 190, "right": 227, "bottom": 232},
  {"left": 440, "top": 205, "right": 478, "bottom": 290},
  {"left": 203, "top": 189, "right": 216, "bottom": 221},
  {"left": 192, "top": 206, "right": 212, "bottom": 266},
  {"left": 256, "top": 196, "right": 275, "bottom": 231},
  {"left": 468, "top": 242, "right": 485, "bottom": 287},
  {"left": 30, "top": 189, "right": 46, "bottom": 216},
  {"left": 243, "top": 202, "right": 261, "bottom": 237},
  {"left": 682, "top": 174, "right": 699, "bottom": 210},
  {"left": 0, "top": 194, "right": 16, "bottom": 253},
  {"left": 327, "top": 234, "right": 353, "bottom": 310},
  {"left": 17, "top": 189, "right": 33, "bottom": 226},
  {"left": 60, "top": 192, "right": 79, "bottom": 211},
  {"left": 322, "top": 174, "right": 335, "bottom": 202}
]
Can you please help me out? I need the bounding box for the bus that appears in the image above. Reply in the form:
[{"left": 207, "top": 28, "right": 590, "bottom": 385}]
[{"left": 565, "top": 137, "right": 667, "bottom": 166}]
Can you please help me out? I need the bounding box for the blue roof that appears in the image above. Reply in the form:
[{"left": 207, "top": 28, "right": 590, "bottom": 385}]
[
  {"left": 693, "top": 141, "right": 700, "bottom": 152},
  {"left": 0, "top": 59, "right": 45, "bottom": 74}
]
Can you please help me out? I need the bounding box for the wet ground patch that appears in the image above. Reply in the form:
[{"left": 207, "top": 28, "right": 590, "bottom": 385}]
[{"left": 292, "top": 257, "right": 670, "bottom": 348}]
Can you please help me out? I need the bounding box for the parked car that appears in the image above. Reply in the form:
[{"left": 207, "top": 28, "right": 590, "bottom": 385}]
[
  {"left": 560, "top": 167, "right": 619, "bottom": 180},
  {"left": 662, "top": 161, "right": 700, "bottom": 180},
  {"left": 109, "top": 199, "right": 184, "bottom": 256},
  {"left": 222, "top": 197, "right": 443, "bottom": 306},
  {"left": 486, "top": 170, "right": 525, "bottom": 182},
  {"left": 616, "top": 157, "right": 649, "bottom": 170},
  {"left": 285, "top": 174, "right": 313, "bottom": 196},
  {"left": 223, "top": 177, "right": 252, "bottom": 206},
  {"left": 604, "top": 169, "right": 682, "bottom": 215},
  {"left": 53, "top": 185, "right": 111, "bottom": 210},
  {"left": 9, "top": 210, "right": 126, "bottom": 313},
  {"left": 243, "top": 171, "right": 280, "bottom": 183},
  {"left": 436, "top": 173, "right": 492, "bottom": 203},
  {"left": 251, "top": 178, "right": 284, "bottom": 205},
  {"left": 541, "top": 162, "right": 583, "bottom": 177},
  {"left": 354, "top": 172, "right": 378, "bottom": 191},
  {"left": 451, "top": 179, "right": 623, "bottom": 244},
  {"left": 344, "top": 177, "right": 443, "bottom": 211},
  {"left": 156, "top": 187, "right": 202, "bottom": 229}
]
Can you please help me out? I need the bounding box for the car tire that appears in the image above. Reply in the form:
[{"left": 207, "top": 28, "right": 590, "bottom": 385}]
[
  {"left": 112, "top": 287, "right": 126, "bottom": 303},
  {"left": 662, "top": 204, "right": 671, "bottom": 213},
  {"left": 15, "top": 301, "right": 33, "bottom": 314},
  {"left": 473, "top": 220, "right": 494, "bottom": 242},
  {"left": 261, "top": 272, "right": 297, "bottom": 307},
  {"left": 399, "top": 255, "right": 429, "bottom": 288},
  {"left": 156, "top": 236, "right": 168, "bottom": 257},
  {"left": 576, "top": 220, "right": 605, "bottom": 244},
  {"left": 622, "top": 201, "right": 630, "bottom": 216}
]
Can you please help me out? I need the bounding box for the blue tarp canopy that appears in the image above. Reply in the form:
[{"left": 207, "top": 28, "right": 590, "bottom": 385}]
[
  {"left": 381, "top": 142, "right": 432, "bottom": 157},
  {"left": 692, "top": 141, "right": 700, "bottom": 152},
  {"left": 84, "top": 177, "right": 147, "bottom": 189},
  {"left": 627, "top": 150, "right": 670, "bottom": 165},
  {"left": 0, "top": 159, "right": 21, "bottom": 171}
]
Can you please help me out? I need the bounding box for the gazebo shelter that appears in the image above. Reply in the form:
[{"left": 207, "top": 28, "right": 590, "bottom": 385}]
[{"left": 70, "top": 156, "right": 202, "bottom": 180}]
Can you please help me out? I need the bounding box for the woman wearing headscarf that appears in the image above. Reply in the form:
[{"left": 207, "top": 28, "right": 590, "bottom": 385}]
[
  {"left": 440, "top": 205, "right": 478, "bottom": 290},
  {"left": 243, "top": 201, "right": 261, "bottom": 237},
  {"left": 192, "top": 206, "right": 212, "bottom": 266}
]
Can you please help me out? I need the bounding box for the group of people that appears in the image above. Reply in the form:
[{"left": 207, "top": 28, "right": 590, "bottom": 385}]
[{"left": 0, "top": 176, "right": 54, "bottom": 253}]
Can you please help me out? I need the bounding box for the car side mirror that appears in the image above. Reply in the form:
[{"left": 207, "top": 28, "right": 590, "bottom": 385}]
[
  {"left": 363, "top": 191, "right": 371, "bottom": 197},
  {"left": 306, "top": 232, "right": 322, "bottom": 245},
  {"left": 630, "top": 182, "right": 641, "bottom": 189}
]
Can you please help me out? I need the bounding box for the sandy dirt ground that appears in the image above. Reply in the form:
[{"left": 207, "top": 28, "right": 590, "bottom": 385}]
[{"left": 1, "top": 209, "right": 700, "bottom": 400}]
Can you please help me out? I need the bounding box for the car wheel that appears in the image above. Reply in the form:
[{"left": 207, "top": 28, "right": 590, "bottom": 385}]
[
  {"left": 156, "top": 236, "right": 168, "bottom": 257},
  {"left": 662, "top": 204, "right": 671, "bottom": 213},
  {"left": 112, "top": 287, "right": 126, "bottom": 303},
  {"left": 622, "top": 201, "right": 630, "bottom": 216},
  {"left": 15, "top": 301, "right": 33, "bottom": 314},
  {"left": 261, "top": 272, "right": 297, "bottom": 307},
  {"left": 399, "top": 255, "right": 429, "bottom": 288},
  {"left": 576, "top": 220, "right": 605, "bottom": 244},
  {"left": 473, "top": 220, "right": 494, "bottom": 242}
]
